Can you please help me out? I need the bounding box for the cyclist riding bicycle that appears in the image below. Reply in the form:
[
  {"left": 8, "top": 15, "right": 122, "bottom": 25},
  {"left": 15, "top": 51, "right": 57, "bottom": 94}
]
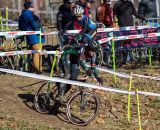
[{"left": 57, "top": 5, "right": 103, "bottom": 102}]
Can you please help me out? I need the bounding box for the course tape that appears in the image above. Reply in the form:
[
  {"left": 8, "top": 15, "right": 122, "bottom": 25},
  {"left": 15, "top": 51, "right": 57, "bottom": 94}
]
[
  {"left": 0, "top": 68, "right": 134, "bottom": 95},
  {"left": 2, "top": 24, "right": 18, "bottom": 27},
  {"left": 1, "top": 68, "right": 160, "bottom": 97},
  {"left": 0, "top": 31, "right": 58, "bottom": 38},
  {"left": 66, "top": 26, "right": 158, "bottom": 34},
  {"left": 96, "top": 66, "right": 132, "bottom": 79},
  {"left": 132, "top": 74, "right": 160, "bottom": 81},
  {"left": 0, "top": 50, "right": 62, "bottom": 56},
  {"left": 1, "top": 49, "right": 160, "bottom": 81},
  {"left": 1, "top": 49, "right": 160, "bottom": 82},
  {"left": 96, "top": 66, "right": 160, "bottom": 82},
  {"left": 97, "top": 32, "right": 160, "bottom": 44},
  {"left": 1, "top": 30, "right": 159, "bottom": 43},
  {"left": 97, "top": 26, "right": 158, "bottom": 32},
  {"left": 98, "top": 68, "right": 160, "bottom": 81}
]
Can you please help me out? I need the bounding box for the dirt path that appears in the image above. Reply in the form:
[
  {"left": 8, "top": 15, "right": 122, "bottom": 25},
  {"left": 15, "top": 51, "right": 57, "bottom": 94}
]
[
  {"left": 0, "top": 74, "right": 106, "bottom": 130},
  {"left": 0, "top": 66, "right": 160, "bottom": 130}
]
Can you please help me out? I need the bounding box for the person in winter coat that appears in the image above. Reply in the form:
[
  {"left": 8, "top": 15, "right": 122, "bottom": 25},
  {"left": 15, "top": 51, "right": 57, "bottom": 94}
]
[
  {"left": 138, "top": 0, "right": 157, "bottom": 18},
  {"left": 85, "top": 0, "right": 94, "bottom": 17},
  {"left": 113, "top": 0, "right": 145, "bottom": 27},
  {"left": 57, "top": 0, "right": 75, "bottom": 33},
  {"left": 96, "top": 0, "right": 114, "bottom": 27},
  {"left": 18, "top": 1, "right": 45, "bottom": 73}
]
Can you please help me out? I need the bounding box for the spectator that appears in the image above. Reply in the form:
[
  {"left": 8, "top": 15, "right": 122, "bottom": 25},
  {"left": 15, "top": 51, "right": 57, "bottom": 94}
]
[
  {"left": 113, "top": 0, "right": 145, "bottom": 27},
  {"left": 76, "top": 0, "right": 86, "bottom": 9},
  {"left": 138, "top": 0, "right": 157, "bottom": 18},
  {"left": 85, "top": 0, "right": 94, "bottom": 17},
  {"left": 57, "top": 0, "right": 75, "bottom": 33},
  {"left": 18, "top": 1, "right": 45, "bottom": 73},
  {"left": 96, "top": 0, "right": 114, "bottom": 27}
]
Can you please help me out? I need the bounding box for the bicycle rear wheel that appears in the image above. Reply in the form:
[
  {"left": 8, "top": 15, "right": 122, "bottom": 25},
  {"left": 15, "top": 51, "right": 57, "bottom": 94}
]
[
  {"left": 66, "top": 90, "right": 99, "bottom": 126},
  {"left": 130, "top": 48, "right": 142, "bottom": 62},
  {"left": 92, "top": 40, "right": 103, "bottom": 66},
  {"left": 104, "top": 48, "right": 128, "bottom": 68},
  {"left": 34, "top": 81, "right": 58, "bottom": 114}
]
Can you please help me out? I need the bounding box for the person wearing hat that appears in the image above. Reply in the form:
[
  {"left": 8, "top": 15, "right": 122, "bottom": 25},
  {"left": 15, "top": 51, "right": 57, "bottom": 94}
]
[
  {"left": 57, "top": 0, "right": 75, "bottom": 33},
  {"left": 75, "top": 0, "right": 86, "bottom": 9},
  {"left": 18, "top": 1, "right": 45, "bottom": 73}
]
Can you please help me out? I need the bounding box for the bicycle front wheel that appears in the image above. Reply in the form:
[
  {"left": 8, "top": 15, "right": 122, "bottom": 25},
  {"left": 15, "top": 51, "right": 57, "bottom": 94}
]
[{"left": 66, "top": 90, "right": 99, "bottom": 126}]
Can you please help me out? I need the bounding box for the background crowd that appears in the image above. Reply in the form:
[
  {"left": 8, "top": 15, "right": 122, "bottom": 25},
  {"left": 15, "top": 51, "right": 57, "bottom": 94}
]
[{"left": 17, "top": 0, "right": 159, "bottom": 73}]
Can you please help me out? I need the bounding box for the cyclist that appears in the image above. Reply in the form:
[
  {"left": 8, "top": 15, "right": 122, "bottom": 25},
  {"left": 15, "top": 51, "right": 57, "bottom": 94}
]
[{"left": 57, "top": 5, "right": 103, "bottom": 102}]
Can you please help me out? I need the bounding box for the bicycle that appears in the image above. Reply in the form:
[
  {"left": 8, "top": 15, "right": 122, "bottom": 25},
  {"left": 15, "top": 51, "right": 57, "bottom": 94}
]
[
  {"left": 34, "top": 77, "right": 100, "bottom": 126},
  {"left": 34, "top": 34, "right": 102, "bottom": 125}
]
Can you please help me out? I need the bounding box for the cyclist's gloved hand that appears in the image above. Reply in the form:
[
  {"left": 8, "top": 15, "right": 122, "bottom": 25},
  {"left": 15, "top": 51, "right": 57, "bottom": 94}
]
[
  {"left": 86, "top": 69, "right": 92, "bottom": 76},
  {"left": 96, "top": 77, "right": 103, "bottom": 85},
  {"left": 75, "top": 34, "right": 82, "bottom": 41}
]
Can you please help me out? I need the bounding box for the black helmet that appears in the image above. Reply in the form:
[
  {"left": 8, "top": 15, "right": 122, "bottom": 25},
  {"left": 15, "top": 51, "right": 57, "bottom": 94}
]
[
  {"left": 103, "top": 0, "right": 110, "bottom": 2},
  {"left": 86, "top": 0, "right": 94, "bottom": 3},
  {"left": 63, "top": 0, "right": 73, "bottom": 4},
  {"left": 23, "top": 1, "right": 34, "bottom": 9}
]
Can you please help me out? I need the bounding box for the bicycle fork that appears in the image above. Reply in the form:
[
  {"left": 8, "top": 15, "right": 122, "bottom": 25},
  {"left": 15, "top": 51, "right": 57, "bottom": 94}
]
[{"left": 80, "top": 90, "right": 86, "bottom": 112}]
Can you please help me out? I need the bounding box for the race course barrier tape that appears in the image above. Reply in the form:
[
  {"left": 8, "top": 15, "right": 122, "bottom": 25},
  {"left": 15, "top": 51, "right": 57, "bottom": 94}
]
[
  {"left": 0, "top": 68, "right": 134, "bottom": 95},
  {"left": 132, "top": 74, "right": 160, "bottom": 81},
  {"left": 0, "top": 31, "right": 58, "bottom": 38},
  {"left": 66, "top": 26, "right": 158, "bottom": 34},
  {"left": 1, "top": 49, "right": 160, "bottom": 82},
  {"left": 1, "top": 68, "right": 160, "bottom": 97},
  {"left": 0, "top": 50, "right": 62, "bottom": 56},
  {"left": 2, "top": 24, "right": 18, "bottom": 27},
  {"left": 0, "top": 49, "right": 132, "bottom": 79},
  {"left": 1, "top": 30, "right": 160, "bottom": 43},
  {"left": 96, "top": 66, "right": 132, "bottom": 79},
  {"left": 98, "top": 32, "right": 160, "bottom": 44},
  {"left": 97, "top": 26, "right": 158, "bottom": 32}
]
